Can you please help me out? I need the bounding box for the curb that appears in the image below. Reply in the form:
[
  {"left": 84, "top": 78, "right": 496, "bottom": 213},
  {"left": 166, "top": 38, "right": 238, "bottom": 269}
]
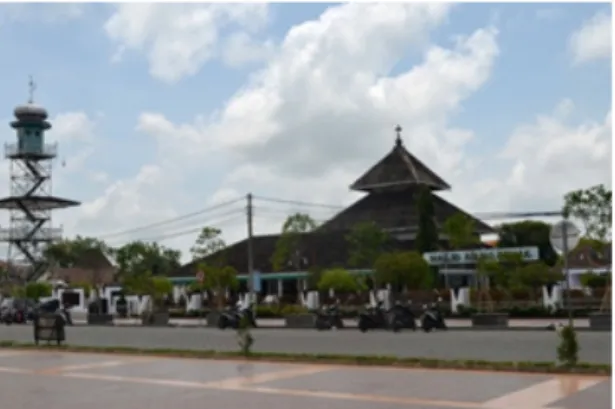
[
  {"left": 67, "top": 323, "right": 607, "bottom": 332},
  {"left": 0, "top": 342, "right": 610, "bottom": 375}
]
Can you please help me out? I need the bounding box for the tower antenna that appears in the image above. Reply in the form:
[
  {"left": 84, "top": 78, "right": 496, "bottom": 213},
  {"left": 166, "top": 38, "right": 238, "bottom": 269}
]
[{"left": 28, "top": 75, "right": 36, "bottom": 104}]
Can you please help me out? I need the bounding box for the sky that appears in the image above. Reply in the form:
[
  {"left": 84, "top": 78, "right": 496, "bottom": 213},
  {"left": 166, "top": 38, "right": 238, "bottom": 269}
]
[{"left": 0, "top": 2, "right": 611, "bottom": 263}]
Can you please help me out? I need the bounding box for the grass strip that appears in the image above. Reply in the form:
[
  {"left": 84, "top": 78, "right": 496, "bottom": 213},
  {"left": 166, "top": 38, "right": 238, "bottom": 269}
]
[{"left": 0, "top": 340, "right": 610, "bottom": 375}]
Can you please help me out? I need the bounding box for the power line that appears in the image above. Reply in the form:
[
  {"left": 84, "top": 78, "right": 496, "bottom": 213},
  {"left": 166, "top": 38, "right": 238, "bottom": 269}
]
[
  {"left": 97, "top": 197, "right": 244, "bottom": 240},
  {"left": 474, "top": 211, "right": 563, "bottom": 221},
  {"left": 251, "top": 195, "right": 563, "bottom": 221},
  {"left": 252, "top": 208, "right": 331, "bottom": 225},
  {"left": 122, "top": 209, "right": 245, "bottom": 243},
  {"left": 252, "top": 205, "right": 338, "bottom": 216},
  {"left": 252, "top": 195, "right": 345, "bottom": 210}
]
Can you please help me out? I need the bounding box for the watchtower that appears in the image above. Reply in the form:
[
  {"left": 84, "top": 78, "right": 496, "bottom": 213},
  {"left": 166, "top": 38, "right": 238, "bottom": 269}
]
[{"left": 0, "top": 78, "right": 80, "bottom": 282}]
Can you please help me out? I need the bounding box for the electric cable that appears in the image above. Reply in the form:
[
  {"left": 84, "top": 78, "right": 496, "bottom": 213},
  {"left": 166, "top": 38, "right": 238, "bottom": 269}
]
[
  {"left": 115, "top": 209, "right": 246, "bottom": 244},
  {"left": 252, "top": 195, "right": 345, "bottom": 210},
  {"left": 251, "top": 205, "right": 337, "bottom": 217},
  {"left": 96, "top": 197, "right": 244, "bottom": 240},
  {"left": 252, "top": 195, "right": 562, "bottom": 221}
]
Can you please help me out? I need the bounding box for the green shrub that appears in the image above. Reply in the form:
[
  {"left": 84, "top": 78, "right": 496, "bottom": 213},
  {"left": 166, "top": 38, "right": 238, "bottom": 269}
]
[
  {"left": 236, "top": 316, "right": 254, "bottom": 356},
  {"left": 280, "top": 304, "right": 309, "bottom": 315},
  {"left": 557, "top": 325, "right": 579, "bottom": 367}
]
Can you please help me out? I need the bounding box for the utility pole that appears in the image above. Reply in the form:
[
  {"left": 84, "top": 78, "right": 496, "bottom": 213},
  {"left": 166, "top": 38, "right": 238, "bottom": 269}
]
[
  {"left": 562, "top": 217, "right": 573, "bottom": 328},
  {"left": 246, "top": 193, "right": 255, "bottom": 303}
]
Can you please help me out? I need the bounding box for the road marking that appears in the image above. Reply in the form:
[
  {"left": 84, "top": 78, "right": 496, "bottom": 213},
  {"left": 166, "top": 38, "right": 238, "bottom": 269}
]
[
  {"left": 62, "top": 372, "right": 214, "bottom": 388},
  {"left": 233, "top": 385, "right": 483, "bottom": 408},
  {"left": 0, "top": 366, "right": 32, "bottom": 374},
  {"left": 37, "top": 359, "right": 152, "bottom": 375},
  {"left": 481, "top": 377, "right": 603, "bottom": 409},
  {"left": 60, "top": 371, "right": 482, "bottom": 408},
  {"left": 0, "top": 350, "right": 28, "bottom": 358},
  {"left": 203, "top": 365, "right": 334, "bottom": 388}
]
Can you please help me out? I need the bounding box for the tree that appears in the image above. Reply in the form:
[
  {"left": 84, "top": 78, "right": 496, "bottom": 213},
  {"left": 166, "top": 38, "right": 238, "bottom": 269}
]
[
  {"left": 563, "top": 184, "right": 612, "bottom": 244},
  {"left": 475, "top": 256, "right": 501, "bottom": 312},
  {"left": 346, "top": 221, "right": 390, "bottom": 268},
  {"left": 190, "top": 263, "right": 239, "bottom": 308},
  {"left": 271, "top": 213, "right": 317, "bottom": 272},
  {"left": 317, "top": 268, "right": 363, "bottom": 293},
  {"left": 415, "top": 187, "right": 439, "bottom": 254},
  {"left": 190, "top": 227, "right": 226, "bottom": 263},
  {"left": 150, "top": 276, "right": 173, "bottom": 311},
  {"left": 373, "top": 251, "right": 432, "bottom": 291},
  {"left": 115, "top": 241, "right": 181, "bottom": 279},
  {"left": 123, "top": 273, "right": 173, "bottom": 314},
  {"left": 514, "top": 262, "right": 563, "bottom": 293},
  {"left": 24, "top": 282, "right": 52, "bottom": 301},
  {"left": 493, "top": 252, "right": 524, "bottom": 291},
  {"left": 306, "top": 265, "right": 324, "bottom": 291},
  {"left": 579, "top": 272, "right": 609, "bottom": 290},
  {"left": 443, "top": 213, "right": 478, "bottom": 250},
  {"left": 563, "top": 184, "right": 612, "bottom": 311},
  {"left": 496, "top": 220, "right": 558, "bottom": 266},
  {"left": 43, "top": 236, "right": 109, "bottom": 268},
  {"left": 442, "top": 213, "right": 479, "bottom": 287}
]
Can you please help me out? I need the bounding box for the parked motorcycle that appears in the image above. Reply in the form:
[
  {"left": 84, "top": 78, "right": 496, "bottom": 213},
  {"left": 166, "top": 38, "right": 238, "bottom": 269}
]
[
  {"left": 358, "top": 302, "right": 400, "bottom": 332},
  {"left": 0, "top": 306, "right": 14, "bottom": 325},
  {"left": 0, "top": 298, "right": 33, "bottom": 325},
  {"left": 420, "top": 301, "right": 447, "bottom": 332},
  {"left": 218, "top": 303, "right": 257, "bottom": 330},
  {"left": 390, "top": 301, "right": 417, "bottom": 331},
  {"left": 315, "top": 304, "right": 344, "bottom": 330}
]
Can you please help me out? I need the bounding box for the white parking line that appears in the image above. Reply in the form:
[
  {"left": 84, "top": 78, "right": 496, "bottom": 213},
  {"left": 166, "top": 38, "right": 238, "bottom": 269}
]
[
  {"left": 0, "top": 350, "right": 28, "bottom": 358},
  {"left": 481, "top": 377, "right": 602, "bottom": 409}
]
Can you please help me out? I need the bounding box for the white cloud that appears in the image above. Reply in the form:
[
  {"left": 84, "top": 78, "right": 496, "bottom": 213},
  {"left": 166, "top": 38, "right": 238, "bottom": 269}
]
[
  {"left": 86, "top": 3, "right": 503, "bottom": 256},
  {"left": 53, "top": 3, "right": 610, "bottom": 264},
  {"left": 222, "top": 32, "right": 275, "bottom": 68},
  {"left": 104, "top": 3, "right": 271, "bottom": 83},
  {"left": 569, "top": 11, "right": 612, "bottom": 64},
  {"left": 465, "top": 100, "right": 612, "bottom": 214}
]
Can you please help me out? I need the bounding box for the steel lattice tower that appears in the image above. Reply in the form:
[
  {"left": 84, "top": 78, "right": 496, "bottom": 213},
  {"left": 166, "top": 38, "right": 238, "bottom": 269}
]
[{"left": 0, "top": 81, "right": 80, "bottom": 282}]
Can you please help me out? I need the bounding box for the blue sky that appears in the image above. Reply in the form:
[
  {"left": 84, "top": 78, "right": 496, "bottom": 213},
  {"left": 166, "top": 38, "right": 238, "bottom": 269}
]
[{"left": 0, "top": 3, "right": 610, "bottom": 258}]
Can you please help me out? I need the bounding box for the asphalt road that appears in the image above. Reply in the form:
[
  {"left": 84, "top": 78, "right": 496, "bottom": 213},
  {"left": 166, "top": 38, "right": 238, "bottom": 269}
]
[{"left": 0, "top": 325, "right": 610, "bottom": 364}]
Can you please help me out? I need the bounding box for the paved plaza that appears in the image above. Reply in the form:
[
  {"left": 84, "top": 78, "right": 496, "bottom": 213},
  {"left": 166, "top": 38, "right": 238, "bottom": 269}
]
[{"left": 0, "top": 349, "right": 610, "bottom": 409}]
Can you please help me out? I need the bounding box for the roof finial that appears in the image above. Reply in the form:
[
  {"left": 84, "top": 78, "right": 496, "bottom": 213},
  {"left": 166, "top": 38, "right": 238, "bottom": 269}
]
[
  {"left": 394, "top": 124, "right": 403, "bottom": 147},
  {"left": 28, "top": 75, "right": 36, "bottom": 104}
]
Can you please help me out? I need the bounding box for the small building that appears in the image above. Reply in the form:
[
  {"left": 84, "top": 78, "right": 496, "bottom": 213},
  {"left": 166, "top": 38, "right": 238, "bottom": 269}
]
[
  {"left": 560, "top": 242, "right": 611, "bottom": 289},
  {"left": 39, "top": 248, "right": 118, "bottom": 286},
  {"left": 173, "top": 127, "right": 495, "bottom": 296}
]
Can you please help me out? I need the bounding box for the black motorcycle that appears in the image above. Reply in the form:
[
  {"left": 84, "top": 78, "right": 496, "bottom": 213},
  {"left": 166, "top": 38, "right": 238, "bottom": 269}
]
[
  {"left": 0, "top": 306, "right": 14, "bottom": 325},
  {"left": 358, "top": 302, "right": 400, "bottom": 332},
  {"left": 1, "top": 298, "right": 34, "bottom": 325},
  {"left": 218, "top": 303, "right": 257, "bottom": 330},
  {"left": 390, "top": 301, "right": 417, "bottom": 331},
  {"left": 315, "top": 304, "right": 344, "bottom": 330},
  {"left": 420, "top": 303, "right": 447, "bottom": 332}
]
